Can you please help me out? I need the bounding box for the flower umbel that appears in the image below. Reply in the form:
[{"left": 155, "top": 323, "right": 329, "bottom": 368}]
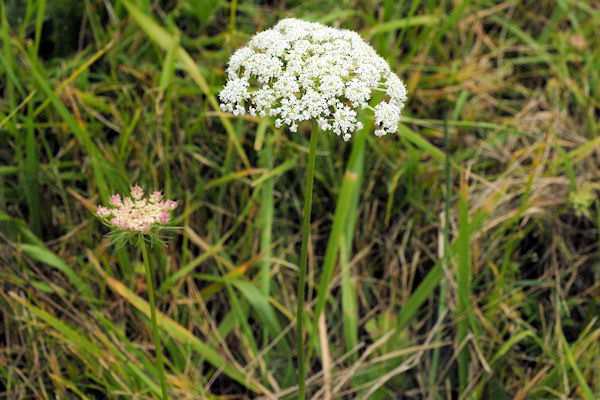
[
  {"left": 96, "top": 186, "right": 177, "bottom": 233},
  {"left": 96, "top": 185, "right": 175, "bottom": 399},
  {"left": 219, "top": 18, "right": 407, "bottom": 141}
]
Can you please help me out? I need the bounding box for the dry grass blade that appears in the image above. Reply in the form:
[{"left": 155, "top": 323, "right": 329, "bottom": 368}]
[{"left": 88, "top": 250, "right": 269, "bottom": 395}]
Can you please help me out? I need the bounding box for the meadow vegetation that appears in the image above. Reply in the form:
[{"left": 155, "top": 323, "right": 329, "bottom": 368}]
[{"left": 1, "top": 0, "right": 600, "bottom": 398}]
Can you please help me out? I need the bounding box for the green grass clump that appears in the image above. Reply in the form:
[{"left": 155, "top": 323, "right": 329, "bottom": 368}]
[{"left": 1, "top": 0, "right": 600, "bottom": 398}]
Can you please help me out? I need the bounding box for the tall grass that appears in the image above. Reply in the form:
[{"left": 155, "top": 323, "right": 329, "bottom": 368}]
[{"left": 1, "top": 0, "right": 600, "bottom": 398}]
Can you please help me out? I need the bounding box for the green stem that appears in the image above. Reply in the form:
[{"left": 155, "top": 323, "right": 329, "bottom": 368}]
[
  {"left": 428, "top": 114, "right": 450, "bottom": 396},
  {"left": 297, "top": 122, "right": 319, "bottom": 400},
  {"left": 140, "top": 238, "right": 169, "bottom": 400}
]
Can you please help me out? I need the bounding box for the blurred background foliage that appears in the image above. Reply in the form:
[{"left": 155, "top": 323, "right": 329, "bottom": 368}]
[{"left": 1, "top": 0, "right": 600, "bottom": 399}]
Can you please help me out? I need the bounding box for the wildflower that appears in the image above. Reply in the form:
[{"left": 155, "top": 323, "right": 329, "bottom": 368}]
[
  {"left": 95, "top": 185, "right": 175, "bottom": 398},
  {"left": 96, "top": 186, "right": 177, "bottom": 233},
  {"left": 219, "top": 18, "right": 407, "bottom": 141}
]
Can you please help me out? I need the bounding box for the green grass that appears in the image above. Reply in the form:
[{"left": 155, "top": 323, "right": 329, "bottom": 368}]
[{"left": 1, "top": 0, "right": 600, "bottom": 398}]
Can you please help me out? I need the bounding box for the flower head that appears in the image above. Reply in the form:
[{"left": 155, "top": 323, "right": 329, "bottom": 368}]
[
  {"left": 96, "top": 186, "right": 177, "bottom": 233},
  {"left": 219, "top": 18, "right": 407, "bottom": 140}
]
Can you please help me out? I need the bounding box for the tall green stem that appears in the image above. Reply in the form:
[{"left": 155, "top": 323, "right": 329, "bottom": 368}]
[
  {"left": 140, "top": 238, "right": 169, "bottom": 400},
  {"left": 428, "top": 115, "right": 450, "bottom": 396},
  {"left": 297, "top": 122, "right": 319, "bottom": 400}
]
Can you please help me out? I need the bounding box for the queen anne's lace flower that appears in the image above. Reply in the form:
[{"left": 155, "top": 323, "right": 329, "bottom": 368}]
[
  {"left": 374, "top": 101, "right": 402, "bottom": 137},
  {"left": 219, "top": 18, "right": 407, "bottom": 141},
  {"left": 96, "top": 186, "right": 177, "bottom": 233}
]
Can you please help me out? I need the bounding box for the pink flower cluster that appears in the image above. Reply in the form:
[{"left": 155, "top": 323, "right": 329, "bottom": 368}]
[{"left": 97, "top": 185, "right": 177, "bottom": 233}]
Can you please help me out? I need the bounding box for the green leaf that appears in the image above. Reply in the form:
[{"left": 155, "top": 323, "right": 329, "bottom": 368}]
[
  {"left": 231, "top": 279, "right": 282, "bottom": 337},
  {"left": 17, "top": 243, "right": 93, "bottom": 300}
]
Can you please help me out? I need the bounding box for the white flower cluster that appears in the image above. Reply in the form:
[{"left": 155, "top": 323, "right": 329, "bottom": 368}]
[{"left": 219, "top": 18, "right": 407, "bottom": 141}]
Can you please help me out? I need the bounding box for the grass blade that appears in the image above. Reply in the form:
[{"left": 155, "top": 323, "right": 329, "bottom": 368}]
[
  {"left": 120, "top": 0, "right": 250, "bottom": 169},
  {"left": 457, "top": 173, "right": 471, "bottom": 391},
  {"left": 560, "top": 332, "right": 595, "bottom": 400},
  {"left": 23, "top": 103, "right": 40, "bottom": 236},
  {"left": 17, "top": 243, "right": 93, "bottom": 300},
  {"left": 259, "top": 134, "right": 275, "bottom": 347},
  {"left": 366, "top": 15, "right": 439, "bottom": 37},
  {"left": 91, "top": 256, "right": 267, "bottom": 395},
  {"left": 22, "top": 49, "right": 109, "bottom": 200},
  {"left": 312, "top": 169, "right": 359, "bottom": 339}
]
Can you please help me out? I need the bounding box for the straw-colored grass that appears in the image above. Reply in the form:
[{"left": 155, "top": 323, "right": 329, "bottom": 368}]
[{"left": 1, "top": 0, "right": 599, "bottom": 398}]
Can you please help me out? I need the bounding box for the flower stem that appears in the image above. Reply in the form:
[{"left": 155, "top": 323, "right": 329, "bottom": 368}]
[
  {"left": 297, "top": 121, "right": 319, "bottom": 400},
  {"left": 140, "top": 238, "right": 170, "bottom": 400}
]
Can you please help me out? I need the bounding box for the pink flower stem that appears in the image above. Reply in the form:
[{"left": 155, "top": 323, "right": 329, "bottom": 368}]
[{"left": 140, "top": 238, "right": 170, "bottom": 399}]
